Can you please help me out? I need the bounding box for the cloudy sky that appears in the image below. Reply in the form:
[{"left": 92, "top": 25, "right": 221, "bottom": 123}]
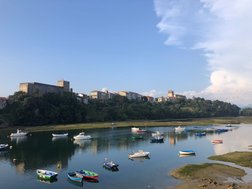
[{"left": 0, "top": 0, "right": 251, "bottom": 106}]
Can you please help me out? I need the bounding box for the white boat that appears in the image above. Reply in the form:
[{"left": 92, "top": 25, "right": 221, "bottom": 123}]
[
  {"left": 73, "top": 132, "right": 92, "bottom": 140},
  {"left": 0, "top": 144, "right": 9, "bottom": 151},
  {"left": 10, "top": 129, "right": 28, "bottom": 137},
  {"left": 131, "top": 127, "right": 139, "bottom": 132},
  {"left": 52, "top": 133, "right": 68, "bottom": 137},
  {"left": 174, "top": 126, "right": 185, "bottom": 132},
  {"left": 179, "top": 150, "right": 196, "bottom": 155},
  {"left": 128, "top": 150, "right": 150, "bottom": 158},
  {"left": 151, "top": 131, "right": 163, "bottom": 137}
]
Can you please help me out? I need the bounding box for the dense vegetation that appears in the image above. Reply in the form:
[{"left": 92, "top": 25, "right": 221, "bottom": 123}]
[{"left": 0, "top": 92, "right": 241, "bottom": 126}]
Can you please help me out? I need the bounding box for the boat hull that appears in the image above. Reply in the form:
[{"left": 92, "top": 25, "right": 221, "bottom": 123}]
[
  {"left": 179, "top": 150, "right": 196, "bottom": 155},
  {"left": 36, "top": 169, "right": 58, "bottom": 180}
]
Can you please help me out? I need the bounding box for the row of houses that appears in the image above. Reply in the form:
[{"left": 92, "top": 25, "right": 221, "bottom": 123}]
[{"left": 0, "top": 80, "right": 186, "bottom": 109}]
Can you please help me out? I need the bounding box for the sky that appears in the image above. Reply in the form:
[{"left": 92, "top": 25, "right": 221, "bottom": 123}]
[{"left": 0, "top": 0, "right": 251, "bottom": 106}]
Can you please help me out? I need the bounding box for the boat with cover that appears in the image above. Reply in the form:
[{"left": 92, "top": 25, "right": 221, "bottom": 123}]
[
  {"left": 75, "top": 169, "right": 99, "bottom": 179},
  {"left": 179, "top": 150, "right": 196, "bottom": 156},
  {"left": 103, "top": 158, "right": 119, "bottom": 171},
  {"left": 0, "top": 144, "right": 9, "bottom": 151},
  {"left": 10, "top": 129, "right": 28, "bottom": 137},
  {"left": 52, "top": 133, "right": 68, "bottom": 137},
  {"left": 73, "top": 132, "right": 92, "bottom": 140},
  {"left": 128, "top": 150, "right": 150, "bottom": 158},
  {"left": 67, "top": 172, "right": 83, "bottom": 183},
  {"left": 211, "top": 139, "right": 223, "bottom": 144},
  {"left": 36, "top": 169, "right": 58, "bottom": 180}
]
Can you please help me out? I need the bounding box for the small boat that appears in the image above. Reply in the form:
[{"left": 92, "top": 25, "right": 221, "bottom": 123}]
[
  {"left": 150, "top": 135, "right": 164, "bottom": 143},
  {"left": 131, "top": 127, "right": 139, "bottom": 132},
  {"left": 136, "top": 129, "right": 147, "bottom": 134},
  {"left": 36, "top": 169, "right": 58, "bottom": 180},
  {"left": 0, "top": 144, "right": 9, "bottom": 151},
  {"left": 179, "top": 150, "right": 196, "bottom": 156},
  {"left": 174, "top": 126, "right": 185, "bottom": 132},
  {"left": 73, "top": 132, "right": 92, "bottom": 140},
  {"left": 52, "top": 133, "right": 68, "bottom": 137},
  {"left": 211, "top": 139, "right": 223, "bottom": 144},
  {"left": 195, "top": 132, "right": 206, "bottom": 137},
  {"left": 151, "top": 131, "right": 163, "bottom": 137},
  {"left": 67, "top": 172, "right": 83, "bottom": 183},
  {"left": 103, "top": 158, "right": 119, "bottom": 171},
  {"left": 75, "top": 169, "right": 99, "bottom": 179},
  {"left": 10, "top": 129, "right": 28, "bottom": 137},
  {"left": 215, "top": 128, "right": 229, "bottom": 133},
  {"left": 128, "top": 150, "right": 150, "bottom": 158}
]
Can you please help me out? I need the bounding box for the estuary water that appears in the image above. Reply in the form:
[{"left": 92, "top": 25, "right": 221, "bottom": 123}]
[{"left": 1, "top": 124, "right": 252, "bottom": 189}]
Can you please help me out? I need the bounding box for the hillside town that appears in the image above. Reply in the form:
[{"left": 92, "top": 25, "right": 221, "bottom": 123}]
[{"left": 0, "top": 79, "right": 186, "bottom": 109}]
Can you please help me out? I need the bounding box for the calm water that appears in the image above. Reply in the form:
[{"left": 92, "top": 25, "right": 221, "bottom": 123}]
[{"left": 1, "top": 124, "right": 252, "bottom": 189}]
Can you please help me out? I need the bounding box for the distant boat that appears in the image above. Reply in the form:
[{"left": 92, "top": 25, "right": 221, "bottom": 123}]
[
  {"left": 150, "top": 136, "right": 164, "bottom": 143},
  {"left": 52, "top": 133, "right": 68, "bottom": 137},
  {"left": 151, "top": 131, "right": 163, "bottom": 137},
  {"left": 128, "top": 150, "right": 150, "bottom": 158},
  {"left": 211, "top": 139, "right": 223, "bottom": 144},
  {"left": 178, "top": 150, "right": 196, "bottom": 156},
  {"left": 73, "top": 132, "right": 92, "bottom": 140},
  {"left": 67, "top": 172, "right": 83, "bottom": 183},
  {"left": 195, "top": 132, "right": 206, "bottom": 137},
  {"left": 10, "top": 129, "right": 28, "bottom": 137},
  {"left": 131, "top": 127, "right": 139, "bottom": 132},
  {"left": 0, "top": 144, "right": 9, "bottom": 151},
  {"left": 174, "top": 126, "right": 185, "bottom": 132},
  {"left": 36, "top": 169, "right": 58, "bottom": 180}
]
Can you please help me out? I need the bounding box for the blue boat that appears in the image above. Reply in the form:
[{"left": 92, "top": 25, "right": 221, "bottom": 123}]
[
  {"left": 67, "top": 172, "right": 83, "bottom": 183},
  {"left": 195, "top": 132, "right": 206, "bottom": 137},
  {"left": 103, "top": 158, "right": 119, "bottom": 171}
]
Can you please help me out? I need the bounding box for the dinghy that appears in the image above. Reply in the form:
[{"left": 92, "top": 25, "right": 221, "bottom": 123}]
[{"left": 36, "top": 169, "right": 58, "bottom": 180}]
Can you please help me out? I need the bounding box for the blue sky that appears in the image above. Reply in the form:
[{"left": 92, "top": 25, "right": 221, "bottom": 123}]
[{"left": 0, "top": 0, "right": 251, "bottom": 105}]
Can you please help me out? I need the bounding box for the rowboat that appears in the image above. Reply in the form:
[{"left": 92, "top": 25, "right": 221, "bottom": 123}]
[
  {"left": 75, "top": 169, "right": 99, "bottom": 179},
  {"left": 52, "top": 133, "right": 68, "bottom": 137},
  {"left": 10, "top": 129, "right": 28, "bottom": 137},
  {"left": 36, "top": 169, "right": 58, "bottom": 180},
  {"left": 73, "top": 132, "right": 92, "bottom": 140},
  {"left": 211, "top": 139, "right": 223, "bottom": 144},
  {"left": 0, "top": 144, "right": 9, "bottom": 151},
  {"left": 128, "top": 150, "right": 150, "bottom": 158},
  {"left": 67, "top": 172, "right": 83, "bottom": 183},
  {"left": 178, "top": 150, "right": 196, "bottom": 156}
]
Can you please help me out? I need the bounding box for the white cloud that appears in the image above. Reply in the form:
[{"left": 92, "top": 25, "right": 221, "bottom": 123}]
[
  {"left": 154, "top": 0, "right": 252, "bottom": 105},
  {"left": 142, "top": 89, "right": 164, "bottom": 97}
]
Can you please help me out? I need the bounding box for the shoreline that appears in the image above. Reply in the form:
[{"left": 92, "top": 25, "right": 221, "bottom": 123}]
[{"left": 1, "top": 116, "right": 252, "bottom": 133}]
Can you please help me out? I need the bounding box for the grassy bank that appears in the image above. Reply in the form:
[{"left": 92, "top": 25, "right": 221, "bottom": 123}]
[
  {"left": 3, "top": 116, "right": 252, "bottom": 133},
  {"left": 209, "top": 151, "right": 252, "bottom": 168}
]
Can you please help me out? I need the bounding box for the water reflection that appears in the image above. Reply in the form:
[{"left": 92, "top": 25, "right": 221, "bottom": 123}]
[{"left": 10, "top": 136, "right": 27, "bottom": 144}]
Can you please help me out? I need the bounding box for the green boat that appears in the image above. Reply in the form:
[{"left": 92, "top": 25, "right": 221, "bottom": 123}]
[
  {"left": 76, "top": 169, "right": 98, "bottom": 179},
  {"left": 36, "top": 169, "right": 58, "bottom": 180}
]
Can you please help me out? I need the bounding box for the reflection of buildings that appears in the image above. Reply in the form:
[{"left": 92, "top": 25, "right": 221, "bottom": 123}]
[{"left": 168, "top": 132, "right": 176, "bottom": 145}]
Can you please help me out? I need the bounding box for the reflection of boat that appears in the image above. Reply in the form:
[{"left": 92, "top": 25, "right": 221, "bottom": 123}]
[
  {"left": 103, "top": 158, "right": 119, "bottom": 171},
  {"left": 73, "top": 139, "right": 91, "bottom": 148},
  {"left": 37, "top": 177, "right": 57, "bottom": 184},
  {"left": 52, "top": 133, "right": 68, "bottom": 137},
  {"left": 67, "top": 172, "right": 83, "bottom": 183},
  {"left": 151, "top": 131, "right": 163, "bottom": 137},
  {"left": 67, "top": 177, "right": 83, "bottom": 187},
  {"left": 179, "top": 154, "right": 196, "bottom": 158},
  {"left": 131, "top": 134, "right": 144, "bottom": 140},
  {"left": 10, "top": 129, "right": 28, "bottom": 137},
  {"left": 10, "top": 136, "right": 27, "bottom": 144},
  {"left": 73, "top": 132, "right": 92, "bottom": 140},
  {"left": 150, "top": 136, "right": 164, "bottom": 143},
  {"left": 76, "top": 169, "right": 99, "bottom": 179},
  {"left": 0, "top": 144, "right": 9, "bottom": 151},
  {"left": 179, "top": 150, "right": 196, "bottom": 155},
  {"left": 175, "top": 126, "right": 185, "bottom": 132},
  {"left": 129, "top": 150, "right": 150, "bottom": 158},
  {"left": 211, "top": 139, "right": 223, "bottom": 144},
  {"left": 129, "top": 156, "right": 150, "bottom": 162},
  {"left": 36, "top": 169, "right": 58, "bottom": 180}
]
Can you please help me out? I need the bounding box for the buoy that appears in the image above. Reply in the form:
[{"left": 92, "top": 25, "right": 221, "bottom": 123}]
[{"left": 10, "top": 146, "right": 13, "bottom": 149}]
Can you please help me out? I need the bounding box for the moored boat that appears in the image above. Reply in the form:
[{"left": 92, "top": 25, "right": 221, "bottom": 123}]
[
  {"left": 75, "top": 169, "right": 99, "bottom": 179},
  {"left": 0, "top": 144, "right": 9, "bottom": 151},
  {"left": 103, "top": 158, "right": 119, "bottom": 171},
  {"left": 211, "top": 139, "right": 223, "bottom": 144},
  {"left": 131, "top": 127, "right": 139, "bottom": 132},
  {"left": 67, "top": 172, "right": 83, "bottom": 183},
  {"left": 128, "top": 150, "right": 150, "bottom": 158},
  {"left": 36, "top": 169, "right": 58, "bottom": 180},
  {"left": 174, "top": 126, "right": 185, "bottom": 132},
  {"left": 73, "top": 132, "right": 92, "bottom": 140},
  {"left": 195, "top": 132, "right": 206, "bottom": 137},
  {"left": 150, "top": 135, "right": 164, "bottom": 143},
  {"left": 151, "top": 131, "right": 163, "bottom": 137},
  {"left": 10, "top": 129, "right": 28, "bottom": 137},
  {"left": 52, "top": 133, "right": 68, "bottom": 137},
  {"left": 178, "top": 150, "right": 196, "bottom": 156}
]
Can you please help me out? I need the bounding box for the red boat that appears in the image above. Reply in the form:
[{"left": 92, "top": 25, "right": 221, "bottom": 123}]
[{"left": 211, "top": 139, "right": 223, "bottom": 144}]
